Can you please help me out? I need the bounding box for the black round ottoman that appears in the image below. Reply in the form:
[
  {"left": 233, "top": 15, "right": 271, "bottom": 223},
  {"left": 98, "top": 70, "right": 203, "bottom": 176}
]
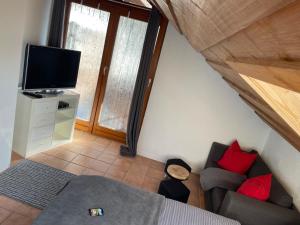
[
  {"left": 165, "top": 158, "right": 191, "bottom": 181},
  {"left": 158, "top": 179, "right": 190, "bottom": 203}
]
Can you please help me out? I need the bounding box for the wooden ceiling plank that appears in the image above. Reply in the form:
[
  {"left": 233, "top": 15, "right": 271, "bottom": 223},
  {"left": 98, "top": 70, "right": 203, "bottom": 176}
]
[
  {"left": 153, "top": 0, "right": 295, "bottom": 51},
  {"left": 227, "top": 59, "right": 300, "bottom": 93},
  {"left": 203, "top": 1, "right": 300, "bottom": 62}
]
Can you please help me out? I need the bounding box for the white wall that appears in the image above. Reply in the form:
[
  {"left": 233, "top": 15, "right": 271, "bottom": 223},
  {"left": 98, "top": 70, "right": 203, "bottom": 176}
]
[
  {"left": 0, "top": 0, "right": 52, "bottom": 171},
  {"left": 19, "top": 0, "right": 53, "bottom": 85},
  {"left": 0, "top": 1, "right": 27, "bottom": 171},
  {"left": 262, "top": 130, "right": 300, "bottom": 210},
  {"left": 138, "top": 25, "right": 270, "bottom": 172}
]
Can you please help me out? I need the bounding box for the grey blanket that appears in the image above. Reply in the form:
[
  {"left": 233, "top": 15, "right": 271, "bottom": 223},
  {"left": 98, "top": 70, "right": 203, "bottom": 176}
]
[
  {"left": 200, "top": 168, "right": 246, "bottom": 191},
  {"left": 33, "top": 175, "right": 241, "bottom": 225},
  {"left": 33, "top": 176, "right": 164, "bottom": 225}
]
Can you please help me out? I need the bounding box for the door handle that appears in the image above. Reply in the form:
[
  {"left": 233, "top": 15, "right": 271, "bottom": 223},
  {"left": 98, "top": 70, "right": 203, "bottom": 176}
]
[
  {"left": 148, "top": 78, "right": 152, "bottom": 88},
  {"left": 103, "top": 66, "right": 108, "bottom": 77}
]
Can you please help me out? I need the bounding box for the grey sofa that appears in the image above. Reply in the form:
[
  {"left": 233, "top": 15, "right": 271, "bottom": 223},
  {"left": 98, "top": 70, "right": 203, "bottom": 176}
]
[{"left": 203, "top": 142, "right": 300, "bottom": 225}]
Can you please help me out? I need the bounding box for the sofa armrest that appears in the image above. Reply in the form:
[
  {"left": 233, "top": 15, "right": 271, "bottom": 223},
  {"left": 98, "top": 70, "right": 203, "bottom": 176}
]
[{"left": 219, "top": 191, "right": 300, "bottom": 225}]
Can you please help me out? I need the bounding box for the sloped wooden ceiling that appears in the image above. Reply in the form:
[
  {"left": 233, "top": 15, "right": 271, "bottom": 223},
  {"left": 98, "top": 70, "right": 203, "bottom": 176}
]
[{"left": 151, "top": 0, "right": 300, "bottom": 151}]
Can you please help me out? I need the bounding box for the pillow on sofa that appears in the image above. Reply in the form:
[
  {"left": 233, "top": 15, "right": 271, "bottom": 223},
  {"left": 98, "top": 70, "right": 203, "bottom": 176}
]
[
  {"left": 237, "top": 174, "right": 272, "bottom": 201},
  {"left": 248, "top": 156, "right": 293, "bottom": 208},
  {"left": 217, "top": 141, "right": 257, "bottom": 175}
]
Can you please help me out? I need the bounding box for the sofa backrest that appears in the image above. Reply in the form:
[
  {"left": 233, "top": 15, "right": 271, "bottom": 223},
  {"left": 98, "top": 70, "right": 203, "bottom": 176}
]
[
  {"left": 248, "top": 155, "right": 293, "bottom": 208},
  {"left": 205, "top": 142, "right": 228, "bottom": 169}
]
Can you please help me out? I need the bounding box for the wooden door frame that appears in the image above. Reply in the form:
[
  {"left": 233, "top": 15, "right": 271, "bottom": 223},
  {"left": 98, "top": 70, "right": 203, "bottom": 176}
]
[{"left": 64, "top": 0, "right": 168, "bottom": 142}]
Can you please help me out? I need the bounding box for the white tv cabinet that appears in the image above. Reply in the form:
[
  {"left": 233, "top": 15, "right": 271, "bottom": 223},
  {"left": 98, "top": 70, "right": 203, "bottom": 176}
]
[{"left": 13, "top": 90, "right": 79, "bottom": 158}]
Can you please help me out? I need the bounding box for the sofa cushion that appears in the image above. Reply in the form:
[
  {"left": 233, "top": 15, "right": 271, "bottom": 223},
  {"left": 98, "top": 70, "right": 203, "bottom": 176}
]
[
  {"left": 200, "top": 167, "right": 246, "bottom": 191},
  {"left": 237, "top": 174, "right": 272, "bottom": 201},
  {"left": 211, "top": 187, "right": 227, "bottom": 213},
  {"left": 217, "top": 141, "right": 257, "bottom": 175},
  {"left": 248, "top": 156, "right": 293, "bottom": 208}
]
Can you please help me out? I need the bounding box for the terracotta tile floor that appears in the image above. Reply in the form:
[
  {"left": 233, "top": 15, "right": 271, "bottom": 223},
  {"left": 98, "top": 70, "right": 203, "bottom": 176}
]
[{"left": 5, "top": 130, "right": 204, "bottom": 225}]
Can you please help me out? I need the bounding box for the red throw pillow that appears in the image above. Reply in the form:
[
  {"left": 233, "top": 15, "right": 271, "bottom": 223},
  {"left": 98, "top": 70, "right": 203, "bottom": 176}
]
[
  {"left": 237, "top": 174, "right": 272, "bottom": 201},
  {"left": 217, "top": 140, "right": 257, "bottom": 175}
]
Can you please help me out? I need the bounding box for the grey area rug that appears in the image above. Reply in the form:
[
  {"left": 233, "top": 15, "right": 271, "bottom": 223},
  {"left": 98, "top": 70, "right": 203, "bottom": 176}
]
[{"left": 0, "top": 160, "right": 75, "bottom": 209}]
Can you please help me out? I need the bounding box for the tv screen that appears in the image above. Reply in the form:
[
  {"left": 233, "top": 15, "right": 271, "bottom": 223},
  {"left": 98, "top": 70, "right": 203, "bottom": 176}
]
[{"left": 22, "top": 44, "right": 81, "bottom": 90}]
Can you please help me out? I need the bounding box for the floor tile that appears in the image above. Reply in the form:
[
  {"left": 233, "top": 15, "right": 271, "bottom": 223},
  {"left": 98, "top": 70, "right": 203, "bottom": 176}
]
[
  {"left": 134, "top": 156, "right": 152, "bottom": 167},
  {"left": 142, "top": 177, "right": 160, "bottom": 193},
  {"left": 44, "top": 148, "right": 78, "bottom": 162},
  {"left": 123, "top": 173, "right": 144, "bottom": 188},
  {"left": 113, "top": 158, "right": 132, "bottom": 172},
  {"left": 127, "top": 164, "right": 148, "bottom": 177},
  {"left": 0, "top": 208, "right": 11, "bottom": 223},
  {"left": 64, "top": 145, "right": 103, "bottom": 159},
  {"left": 97, "top": 152, "right": 117, "bottom": 164},
  {"left": 72, "top": 155, "right": 110, "bottom": 173},
  {"left": 105, "top": 141, "right": 122, "bottom": 155},
  {"left": 1, "top": 213, "right": 33, "bottom": 225},
  {"left": 81, "top": 168, "right": 105, "bottom": 176},
  {"left": 149, "top": 160, "right": 165, "bottom": 170},
  {"left": 28, "top": 208, "right": 42, "bottom": 219},
  {"left": 28, "top": 153, "right": 49, "bottom": 164},
  {"left": 29, "top": 153, "right": 69, "bottom": 170},
  {"left": 43, "top": 155, "right": 69, "bottom": 170},
  {"left": 0, "top": 196, "right": 32, "bottom": 216},
  {"left": 63, "top": 163, "right": 86, "bottom": 175},
  {"left": 146, "top": 168, "right": 165, "bottom": 180},
  {"left": 105, "top": 165, "right": 126, "bottom": 181},
  {"left": 94, "top": 137, "right": 111, "bottom": 147}
]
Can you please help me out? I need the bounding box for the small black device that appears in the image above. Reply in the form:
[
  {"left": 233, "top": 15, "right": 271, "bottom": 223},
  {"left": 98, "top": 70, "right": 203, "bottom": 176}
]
[
  {"left": 23, "top": 91, "right": 43, "bottom": 99},
  {"left": 58, "top": 101, "right": 70, "bottom": 110},
  {"left": 89, "top": 208, "right": 104, "bottom": 217},
  {"left": 22, "top": 44, "right": 81, "bottom": 91}
]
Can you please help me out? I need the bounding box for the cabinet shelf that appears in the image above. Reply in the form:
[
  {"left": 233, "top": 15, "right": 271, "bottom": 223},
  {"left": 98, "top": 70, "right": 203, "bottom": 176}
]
[
  {"left": 56, "top": 114, "right": 73, "bottom": 124},
  {"left": 12, "top": 90, "right": 79, "bottom": 158}
]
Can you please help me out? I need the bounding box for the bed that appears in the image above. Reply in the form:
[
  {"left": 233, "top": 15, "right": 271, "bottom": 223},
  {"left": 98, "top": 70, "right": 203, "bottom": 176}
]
[{"left": 32, "top": 176, "right": 240, "bottom": 225}]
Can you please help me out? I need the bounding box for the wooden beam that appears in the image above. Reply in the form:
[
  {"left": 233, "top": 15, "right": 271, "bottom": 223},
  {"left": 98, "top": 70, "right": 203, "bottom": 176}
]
[
  {"left": 150, "top": 0, "right": 181, "bottom": 33},
  {"left": 223, "top": 77, "right": 266, "bottom": 106},
  {"left": 255, "top": 111, "right": 300, "bottom": 151},
  {"left": 240, "top": 94, "right": 300, "bottom": 151},
  {"left": 227, "top": 59, "right": 300, "bottom": 93},
  {"left": 165, "top": 0, "right": 182, "bottom": 34}
]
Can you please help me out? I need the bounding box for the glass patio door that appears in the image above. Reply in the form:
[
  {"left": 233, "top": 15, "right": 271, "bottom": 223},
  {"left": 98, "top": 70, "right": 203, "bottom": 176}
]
[
  {"left": 64, "top": 1, "right": 150, "bottom": 142},
  {"left": 65, "top": 3, "right": 110, "bottom": 129},
  {"left": 93, "top": 16, "right": 147, "bottom": 140}
]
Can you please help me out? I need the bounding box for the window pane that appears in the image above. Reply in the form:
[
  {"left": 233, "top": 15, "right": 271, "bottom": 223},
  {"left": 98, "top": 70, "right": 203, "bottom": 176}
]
[
  {"left": 98, "top": 17, "right": 147, "bottom": 132},
  {"left": 65, "top": 3, "right": 110, "bottom": 121}
]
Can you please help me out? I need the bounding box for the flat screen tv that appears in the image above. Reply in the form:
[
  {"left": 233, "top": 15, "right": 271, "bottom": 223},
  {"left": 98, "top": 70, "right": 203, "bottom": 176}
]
[{"left": 22, "top": 44, "right": 81, "bottom": 90}]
